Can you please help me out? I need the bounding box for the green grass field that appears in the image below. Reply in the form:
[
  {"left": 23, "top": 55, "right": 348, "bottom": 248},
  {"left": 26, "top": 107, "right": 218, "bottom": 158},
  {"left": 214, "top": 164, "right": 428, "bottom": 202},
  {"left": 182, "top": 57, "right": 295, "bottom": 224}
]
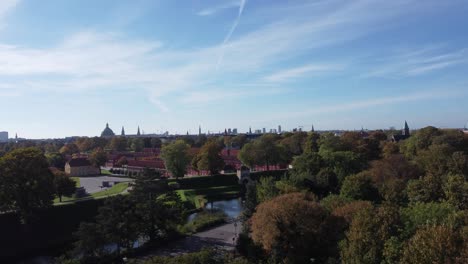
[{"left": 54, "top": 182, "right": 129, "bottom": 205}]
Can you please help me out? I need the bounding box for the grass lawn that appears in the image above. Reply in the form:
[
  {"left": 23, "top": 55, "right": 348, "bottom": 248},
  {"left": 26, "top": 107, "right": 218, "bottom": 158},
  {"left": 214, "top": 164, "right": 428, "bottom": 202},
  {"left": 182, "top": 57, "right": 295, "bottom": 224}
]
[
  {"left": 71, "top": 177, "right": 80, "bottom": 187},
  {"left": 54, "top": 182, "right": 129, "bottom": 205},
  {"left": 100, "top": 169, "right": 112, "bottom": 175},
  {"left": 176, "top": 185, "right": 240, "bottom": 209},
  {"left": 91, "top": 182, "right": 129, "bottom": 198}
]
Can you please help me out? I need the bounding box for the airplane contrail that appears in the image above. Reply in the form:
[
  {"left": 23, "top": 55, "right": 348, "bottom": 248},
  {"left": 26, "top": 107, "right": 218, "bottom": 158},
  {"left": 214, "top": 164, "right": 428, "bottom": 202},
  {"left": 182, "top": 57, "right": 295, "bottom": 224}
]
[{"left": 216, "top": 0, "right": 247, "bottom": 70}]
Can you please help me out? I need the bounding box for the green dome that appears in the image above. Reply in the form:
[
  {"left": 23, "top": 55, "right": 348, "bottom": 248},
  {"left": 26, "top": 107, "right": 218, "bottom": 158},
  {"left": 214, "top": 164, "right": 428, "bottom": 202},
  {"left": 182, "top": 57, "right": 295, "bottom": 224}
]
[{"left": 101, "top": 123, "right": 115, "bottom": 137}]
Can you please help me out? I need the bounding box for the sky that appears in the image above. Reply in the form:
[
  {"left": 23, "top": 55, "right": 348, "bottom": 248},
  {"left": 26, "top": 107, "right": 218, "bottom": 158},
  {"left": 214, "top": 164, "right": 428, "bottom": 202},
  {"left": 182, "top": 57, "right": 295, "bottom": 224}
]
[{"left": 1, "top": 0, "right": 468, "bottom": 139}]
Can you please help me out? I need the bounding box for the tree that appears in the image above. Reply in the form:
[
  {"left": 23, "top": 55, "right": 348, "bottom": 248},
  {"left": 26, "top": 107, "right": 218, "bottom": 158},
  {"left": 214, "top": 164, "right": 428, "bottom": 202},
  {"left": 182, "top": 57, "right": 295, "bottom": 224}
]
[
  {"left": 0, "top": 147, "right": 55, "bottom": 223},
  {"left": 73, "top": 222, "right": 108, "bottom": 260},
  {"left": 109, "top": 137, "right": 127, "bottom": 151},
  {"left": 251, "top": 192, "right": 330, "bottom": 263},
  {"left": 96, "top": 195, "right": 140, "bottom": 254},
  {"left": 89, "top": 148, "right": 107, "bottom": 175},
  {"left": 46, "top": 152, "right": 66, "bottom": 169},
  {"left": 53, "top": 171, "right": 76, "bottom": 202},
  {"left": 340, "top": 172, "right": 379, "bottom": 201},
  {"left": 59, "top": 143, "right": 79, "bottom": 155},
  {"left": 196, "top": 140, "right": 224, "bottom": 175},
  {"left": 130, "top": 138, "right": 144, "bottom": 152},
  {"left": 160, "top": 140, "right": 191, "bottom": 179},
  {"left": 340, "top": 207, "right": 381, "bottom": 264},
  {"left": 256, "top": 177, "right": 279, "bottom": 203},
  {"left": 238, "top": 142, "right": 256, "bottom": 169},
  {"left": 401, "top": 225, "right": 463, "bottom": 264},
  {"left": 443, "top": 174, "right": 468, "bottom": 209},
  {"left": 116, "top": 156, "right": 128, "bottom": 167},
  {"left": 150, "top": 137, "right": 162, "bottom": 148}
]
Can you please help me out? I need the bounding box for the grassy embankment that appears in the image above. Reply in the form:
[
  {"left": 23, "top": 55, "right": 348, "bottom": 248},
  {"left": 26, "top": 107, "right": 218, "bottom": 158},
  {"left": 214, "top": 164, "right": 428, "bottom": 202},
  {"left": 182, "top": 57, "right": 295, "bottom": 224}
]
[
  {"left": 172, "top": 174, "right": 240, "bottom": 210},
  {"left": 54, "top": 180, "right": 130, "bottom": 205}
]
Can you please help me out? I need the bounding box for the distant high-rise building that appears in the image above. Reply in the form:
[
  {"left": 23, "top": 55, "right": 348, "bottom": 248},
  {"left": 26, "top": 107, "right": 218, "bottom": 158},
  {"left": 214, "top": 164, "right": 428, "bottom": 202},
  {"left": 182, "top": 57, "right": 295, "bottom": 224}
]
[
  {"left": 255, "top": 129, "right": 262, "bottom": 134},
  {"left": 278, "top": 125, "right": 282, "bottom": 133},
  {"left": 262, "top": 128, "right": 266, "bottom": 134},
  {"left": 249, "top": 127, "right": 252, "bottom": 134},
  {"left": 233, "top": 128, "right": 238, "bottom": 134},
  {"left": 199, "top": 125, "right": 201, "bottom": 136},
  {"left": 228, "top": 128, "right": 232, "bottom": 134},
  {"left": 0, "top": 131, "right": 8, "bottom": 142}
]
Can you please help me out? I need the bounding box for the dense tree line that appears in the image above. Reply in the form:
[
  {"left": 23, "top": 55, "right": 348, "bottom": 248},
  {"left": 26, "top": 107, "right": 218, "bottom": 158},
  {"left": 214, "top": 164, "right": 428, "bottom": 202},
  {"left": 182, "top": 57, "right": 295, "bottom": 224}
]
[{"left": 236, "top": 127, "right": 468, "bottom": 263}]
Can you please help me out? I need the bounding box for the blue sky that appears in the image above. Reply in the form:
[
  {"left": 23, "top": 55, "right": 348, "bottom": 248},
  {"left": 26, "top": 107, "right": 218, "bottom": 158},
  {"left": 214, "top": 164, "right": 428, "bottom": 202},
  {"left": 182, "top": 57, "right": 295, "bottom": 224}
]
[{"left": 1, "top": 0, "right": 468, "bottom": 139}]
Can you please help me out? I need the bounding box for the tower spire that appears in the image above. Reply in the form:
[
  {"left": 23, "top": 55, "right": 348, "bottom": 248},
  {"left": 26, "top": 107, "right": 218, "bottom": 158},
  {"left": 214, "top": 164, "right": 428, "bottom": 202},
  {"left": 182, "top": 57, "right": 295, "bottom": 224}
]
[
  {"left": 199, "top": 125, "right": 201, "bottom": 136},
  {"left": 137, "top": 126, "right": 141, "bottom": 136},
  {"left": 404, "top": 121, "right": 410, "bottom": 136},
  {"left": 121, "top": 126, "right": 125, "bottom": 136}
]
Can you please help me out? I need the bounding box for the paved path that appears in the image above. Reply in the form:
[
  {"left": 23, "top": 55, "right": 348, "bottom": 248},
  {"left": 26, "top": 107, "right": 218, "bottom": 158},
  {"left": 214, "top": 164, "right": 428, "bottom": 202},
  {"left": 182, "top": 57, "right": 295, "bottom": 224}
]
[
  {"left": 79, "top": 176, "right": 133, "bottom": 194},
  {"left": 141, "top": 221, "right": 242, "bottom": 258}
]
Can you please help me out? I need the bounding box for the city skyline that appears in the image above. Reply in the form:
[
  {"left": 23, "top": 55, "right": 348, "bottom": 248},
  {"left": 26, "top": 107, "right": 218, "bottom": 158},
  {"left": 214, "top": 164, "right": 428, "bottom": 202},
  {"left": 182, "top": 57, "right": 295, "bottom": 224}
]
[{"left": 1, "top": 0, "right": 468, "bottom": 138}]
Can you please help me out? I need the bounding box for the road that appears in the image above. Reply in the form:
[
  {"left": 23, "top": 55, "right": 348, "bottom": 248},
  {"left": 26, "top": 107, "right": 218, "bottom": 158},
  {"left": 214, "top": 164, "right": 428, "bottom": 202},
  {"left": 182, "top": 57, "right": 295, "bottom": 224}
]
[
  {"left": 79, "top": 176, "right": 133, "bottom": 194},
  {"left": 141, "top": 221, "right": 242, "bottom": 258}
]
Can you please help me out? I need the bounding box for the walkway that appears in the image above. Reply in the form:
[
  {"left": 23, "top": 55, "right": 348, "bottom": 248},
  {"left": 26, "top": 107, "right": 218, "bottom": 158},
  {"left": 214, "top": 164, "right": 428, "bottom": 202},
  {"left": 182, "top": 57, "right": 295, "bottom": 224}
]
[{"left": 141, "top": 221, "right": 242, "bottom": 258}]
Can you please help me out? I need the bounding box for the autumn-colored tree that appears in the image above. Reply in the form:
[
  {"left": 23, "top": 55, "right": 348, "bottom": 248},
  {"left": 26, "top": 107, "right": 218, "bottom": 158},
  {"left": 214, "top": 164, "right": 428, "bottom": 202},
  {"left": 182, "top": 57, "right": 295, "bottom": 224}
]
[
  {"left": 59, "top": 143, "right": 80, "bottom": 155},
  {"left": 251, "top": 192, "right": 329, "bottom": 263},
  {"left": 401, "top": 225, "right": 463, "bottom": 264}
]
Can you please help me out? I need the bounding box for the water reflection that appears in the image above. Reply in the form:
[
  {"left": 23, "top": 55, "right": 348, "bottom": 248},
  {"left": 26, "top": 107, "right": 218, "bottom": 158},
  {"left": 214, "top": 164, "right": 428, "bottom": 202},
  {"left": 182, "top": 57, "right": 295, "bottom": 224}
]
[{"left": 188, "top": 198, "right": 243, "bottom": 221}]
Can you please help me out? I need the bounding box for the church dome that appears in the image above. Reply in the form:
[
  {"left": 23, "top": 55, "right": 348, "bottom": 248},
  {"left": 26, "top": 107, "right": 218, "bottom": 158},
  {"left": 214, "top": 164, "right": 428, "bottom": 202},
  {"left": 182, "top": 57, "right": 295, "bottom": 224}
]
[{"left": 101, "top": 123, "right": 115, "bottom": 137}]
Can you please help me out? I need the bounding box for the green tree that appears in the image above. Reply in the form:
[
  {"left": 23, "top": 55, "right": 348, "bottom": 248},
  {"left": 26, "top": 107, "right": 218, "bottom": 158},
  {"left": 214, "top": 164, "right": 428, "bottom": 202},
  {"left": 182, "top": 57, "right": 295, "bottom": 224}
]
[
  {"left": 96, "top": 195, "right": 140, "bottom": 254},
  {"left": 109, "top": 137, "right": 127, "bottom": 151},
  {"left": 130, "top": 138, "right": 144, "bottom": 152},
  {"left": 160, "top": 140, "right": 191, "bottom": 179},
  {"left": 196, "top": 140, "right": 224, "bottom": 175},
  {"left": 53, "top": 171, "right": 76, "bottom": 202},
  {"left": 340, "top": 172, "right": 379, "bottom": 201},
  {"left": 443, "top": 174, "right": 468, "bottom": 209},
  {"left": 0, "top": 147, "right": 55, "bottom": 223},
  {"left": 89, "top": 147, "right": 107, "bottom": 175},
  {"left": 238, "top": 142, "right": 256, "bottom": 169},
  {"left": 256, "top": 177, "right": 279, "bottom": 203},
  {"left": 46, "top": 152, "right": 66, "bottom": 169},
  {"left": 73, "top": 222, "right": 107, "bottom": 260}
]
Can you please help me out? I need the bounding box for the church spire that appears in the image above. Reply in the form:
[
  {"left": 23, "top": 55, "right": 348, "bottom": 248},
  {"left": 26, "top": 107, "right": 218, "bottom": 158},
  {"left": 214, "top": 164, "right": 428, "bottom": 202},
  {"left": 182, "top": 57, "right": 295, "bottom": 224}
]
[
  {"left": 137, "top": 126, "right": 141, "bottom": 136},
  {"left": 121, "top": 126, "right": 125, "bottom": 136},
  {"left": 404, "top": 121, "right": 410, "bottom": 136},
  {"left": 199, "top": 125, "right": 201, "bottom": 136}
]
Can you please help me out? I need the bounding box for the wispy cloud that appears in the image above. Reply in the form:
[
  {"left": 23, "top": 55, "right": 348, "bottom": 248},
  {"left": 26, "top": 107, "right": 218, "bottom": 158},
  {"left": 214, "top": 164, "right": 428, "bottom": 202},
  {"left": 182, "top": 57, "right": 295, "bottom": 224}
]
[
  {"left": 197, "top": 1, "right": 240, "bottom": 16},
  {"left": 0, "top": 0, "right": 19, "bottom": 28},
  {"left": 0, "top": 0, "right": 463, "bottom": 114},
  {"left": 264, "top": 64, "right": 344, "bottom": 82},
  {"left": 363, "top": 46, "right": 468, "bottom": 78}
]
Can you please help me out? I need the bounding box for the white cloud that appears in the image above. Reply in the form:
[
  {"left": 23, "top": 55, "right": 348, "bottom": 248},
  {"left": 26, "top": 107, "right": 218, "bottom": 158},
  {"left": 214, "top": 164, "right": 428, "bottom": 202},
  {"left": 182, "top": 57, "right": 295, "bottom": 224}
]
[
  {"left": 0, "top": 0, "right": 461, "bottom": 112},
  {"left": 197, "top": 1, "right": 240, "bottom": 16},
  {"left": 363, "top": 47, "right": 468, "bottom": 78},
  {"left": 0, "top": 0, "right": 19, "bottom": 29},
  {"left": 264, "top": 64, "right": 344, "bottom": 82}
]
